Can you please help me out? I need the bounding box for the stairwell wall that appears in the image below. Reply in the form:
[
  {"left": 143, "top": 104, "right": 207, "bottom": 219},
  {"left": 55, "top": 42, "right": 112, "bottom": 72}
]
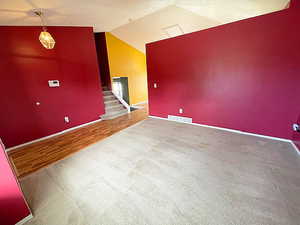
[{"left": 105, "top": 32, "right": 148, "bottom": 105}]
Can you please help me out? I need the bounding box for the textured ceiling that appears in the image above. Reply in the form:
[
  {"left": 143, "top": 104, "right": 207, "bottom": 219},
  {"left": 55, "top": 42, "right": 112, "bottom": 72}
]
[{"left": 0, "top": 0, "right": 289, "bottom": 52}]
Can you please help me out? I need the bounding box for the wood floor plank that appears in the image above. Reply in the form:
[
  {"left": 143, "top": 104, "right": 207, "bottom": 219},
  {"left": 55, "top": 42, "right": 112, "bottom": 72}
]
[{"left": 8, "top": 105, "right": 148, "bottom": 178}]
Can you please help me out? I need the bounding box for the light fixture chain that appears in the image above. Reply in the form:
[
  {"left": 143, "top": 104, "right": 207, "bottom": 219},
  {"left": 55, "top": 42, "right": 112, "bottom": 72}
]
[{"left": 34, "top": 10, "right": 47, "bottom": 31}]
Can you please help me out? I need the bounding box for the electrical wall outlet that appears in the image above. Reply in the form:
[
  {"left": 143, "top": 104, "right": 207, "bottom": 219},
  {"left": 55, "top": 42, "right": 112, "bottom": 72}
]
[
  {"left": 179, "top": 108, "right": 183, "bottom": 114},
  {"left": 154, "top": 83, "right": 157, "bottom": 88},
  {"left": 293, "top": 123, "right": 300, "bottom": 132},
  {"left": 48, "top": 80, "right": 60, "bottom": 87},
  {"left": 64, "top": 116, "right": 70, "bottom": 123}
]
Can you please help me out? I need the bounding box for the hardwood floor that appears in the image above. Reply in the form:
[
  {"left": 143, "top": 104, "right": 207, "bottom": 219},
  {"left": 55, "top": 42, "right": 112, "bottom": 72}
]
[{"left": 8, "top": 105, "right": 148, "bottom": 178}]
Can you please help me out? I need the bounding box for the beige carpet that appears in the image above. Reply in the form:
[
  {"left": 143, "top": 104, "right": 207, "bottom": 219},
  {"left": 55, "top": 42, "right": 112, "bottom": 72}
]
[{"left": 20, "top": 118, "right": 300, "bottom": 225}]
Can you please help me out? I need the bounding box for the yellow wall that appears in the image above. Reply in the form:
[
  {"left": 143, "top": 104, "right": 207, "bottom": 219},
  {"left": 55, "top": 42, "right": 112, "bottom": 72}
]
[{"left": 105, "top": 32, "right": 148, "bottom": 105}]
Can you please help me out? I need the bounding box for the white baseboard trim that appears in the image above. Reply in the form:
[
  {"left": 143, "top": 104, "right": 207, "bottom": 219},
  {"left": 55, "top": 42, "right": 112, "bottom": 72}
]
[
  {"left": 131, "top": 101, "right": 148, "bottom": 107},
  {"left": 149, "top": 115, "right": 291, "bottom": 143},
  {"left": 15, "top": 214, "right": 33, "bottom": 225},
  {"left": 290, "top": 141, "right": 300, "bottom": 155},
  {"left": 6, "top": 118, "right": 102, "bottom": 152}
]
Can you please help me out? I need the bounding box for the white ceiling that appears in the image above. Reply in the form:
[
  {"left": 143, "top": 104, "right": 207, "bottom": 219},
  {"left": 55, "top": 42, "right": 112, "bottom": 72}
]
[
  {"left": 111, "top": 5, "right": 221, "bottom": 52},
  {"left": 0, "top": 0, "right": 289, "bottom": 52}
]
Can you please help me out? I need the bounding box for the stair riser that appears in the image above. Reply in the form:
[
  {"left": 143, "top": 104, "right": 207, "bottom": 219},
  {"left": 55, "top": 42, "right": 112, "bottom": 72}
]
[
  {"left": 106, "top": 104, "right": 124, "bottom": 109},
  {"left": 104, "top": 96, "right": 116, "bottom": 101},
  {"left": 105, "top": 101, "right": 119, "bottom": 107},
  {"left": 105, "top": 109, "right": 128, "bottom": 116},
  {"left": 101, "top": 111, "right": 128, "bottom": 120},
  {"left": 106, "top": 106, "right": 125, "bottom": 113},
  {"left": 103, "top": 92, "right": 113, "bottom": 96}
]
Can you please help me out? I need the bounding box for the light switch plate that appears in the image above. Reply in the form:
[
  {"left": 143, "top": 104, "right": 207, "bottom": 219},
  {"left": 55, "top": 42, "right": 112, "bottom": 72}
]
[{"left": 293, "top": 123, "right": 299, "bottom": 132}]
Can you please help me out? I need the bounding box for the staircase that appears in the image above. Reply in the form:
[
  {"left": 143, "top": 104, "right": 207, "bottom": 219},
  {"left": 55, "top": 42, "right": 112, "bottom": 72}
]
[{"left": 101, "top": 87, "right": 128, "bottom": 120}]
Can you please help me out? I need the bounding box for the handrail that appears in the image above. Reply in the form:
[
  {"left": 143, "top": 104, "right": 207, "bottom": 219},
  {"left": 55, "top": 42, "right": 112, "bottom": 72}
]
[{"left": 112, "top": 90, "right": 130, "bottom": 113}]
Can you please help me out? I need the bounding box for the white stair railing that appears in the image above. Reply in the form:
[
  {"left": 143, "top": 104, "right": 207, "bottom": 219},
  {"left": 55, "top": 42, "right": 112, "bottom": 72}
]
[{"left": 112, "top": 90, "right": 130, "bottom": 113}]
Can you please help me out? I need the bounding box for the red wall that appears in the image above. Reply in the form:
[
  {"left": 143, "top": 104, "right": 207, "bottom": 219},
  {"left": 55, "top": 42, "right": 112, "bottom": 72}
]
[
  {"left": 0, "top": 26, "right": 105, "bottom": 148},
  {"left": 146, "top": 3, "right": 300, "bottom": 140},
  {"left": 0, "top": 140, "right": 30, "bottom": 225},
  {"left": 291, "top": 0, "right": 300, "bottom": 8}
]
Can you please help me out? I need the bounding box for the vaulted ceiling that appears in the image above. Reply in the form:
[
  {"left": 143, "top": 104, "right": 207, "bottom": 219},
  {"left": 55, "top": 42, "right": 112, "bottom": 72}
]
[{"left": 0, "top": 0, "right": 289, "bottom": 52}]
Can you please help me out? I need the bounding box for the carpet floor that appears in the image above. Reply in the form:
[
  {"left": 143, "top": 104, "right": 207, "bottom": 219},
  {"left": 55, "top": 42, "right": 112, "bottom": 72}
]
[{"left": 20, "top": 118, "right": 300, "bottom": 225}]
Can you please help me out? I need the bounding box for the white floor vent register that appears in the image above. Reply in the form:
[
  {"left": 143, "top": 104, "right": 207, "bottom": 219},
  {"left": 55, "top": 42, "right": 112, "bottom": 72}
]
[{"left": 168, "top": 115, "right": 192, "bottom": 123}]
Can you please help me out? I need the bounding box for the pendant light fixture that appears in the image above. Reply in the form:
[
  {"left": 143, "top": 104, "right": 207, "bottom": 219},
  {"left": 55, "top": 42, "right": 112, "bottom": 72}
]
[{"left": 34, "top": 10, "right": 55, "bottom": 49}]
